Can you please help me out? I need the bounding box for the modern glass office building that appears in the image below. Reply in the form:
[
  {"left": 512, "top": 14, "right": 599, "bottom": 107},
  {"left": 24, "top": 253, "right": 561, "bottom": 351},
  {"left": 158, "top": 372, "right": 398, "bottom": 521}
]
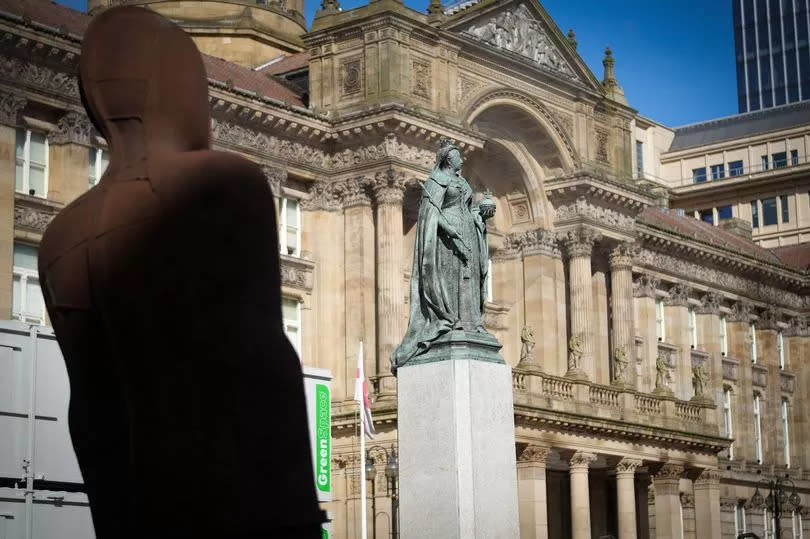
[{"left": 734, "top": 0, "right": 810, "bottom": 112}]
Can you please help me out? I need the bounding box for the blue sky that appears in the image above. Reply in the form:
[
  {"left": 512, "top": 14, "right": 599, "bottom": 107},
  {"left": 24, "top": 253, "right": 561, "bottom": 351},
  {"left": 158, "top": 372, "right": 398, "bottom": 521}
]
[{"left": 54, "top": 0, "right": 738, "bottom": 127}]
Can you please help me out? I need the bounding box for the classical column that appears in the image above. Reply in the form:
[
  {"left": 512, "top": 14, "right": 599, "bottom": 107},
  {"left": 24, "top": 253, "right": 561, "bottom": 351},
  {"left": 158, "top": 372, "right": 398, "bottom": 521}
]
[
  {"left": 616, "top": 458, "right": 642, "bottom": 539},
  {"left": 653, "top": 463, "right": 684, "bottom": 539},
  {"left": 561, "top": 227, "right": 601, "bottom": 380},
  {"left": 517, "top": 444, "right": 551, "bottom": 539},
  {"left": 633, "top": 273, "right": 660, "bottom": 392},
  {"left": 372, "top": 171, "right": 406, "bottom": 399},
  {"left": 664, "top": 282, "right": 692, "bottom": 400},
  {"left": 609, "top": 242, "right": 637, "bottom": 388},
  {"left": 47, "top": 111, "right": 97, "bottom": 205},
  {"left": 0, "top": 92, "right": 26, "bottom": 320},
  {"left": 692, "top": 468, "right": 721, "bottom": 539},
  {"left": 569, "top": 451, "right": 597, "bottom": 539}
]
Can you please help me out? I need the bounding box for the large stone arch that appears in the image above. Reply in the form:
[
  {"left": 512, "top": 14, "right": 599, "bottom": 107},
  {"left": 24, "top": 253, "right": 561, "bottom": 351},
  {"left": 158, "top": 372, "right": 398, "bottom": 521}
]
[{"left": 462, "top": 89, "right": 578, "bottom": 232}]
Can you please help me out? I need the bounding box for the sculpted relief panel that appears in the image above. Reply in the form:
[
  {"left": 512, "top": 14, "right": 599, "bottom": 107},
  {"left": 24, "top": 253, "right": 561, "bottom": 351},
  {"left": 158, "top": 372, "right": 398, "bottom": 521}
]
[{"left": 461, "top": 3, "right": 577, "bottom": 80}]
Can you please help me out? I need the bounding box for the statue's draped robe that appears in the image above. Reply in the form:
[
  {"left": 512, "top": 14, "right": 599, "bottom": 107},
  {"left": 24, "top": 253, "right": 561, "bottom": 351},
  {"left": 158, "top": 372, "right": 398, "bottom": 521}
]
[{"left": 393, "top": 169, "right": 489, "bottom": 371}]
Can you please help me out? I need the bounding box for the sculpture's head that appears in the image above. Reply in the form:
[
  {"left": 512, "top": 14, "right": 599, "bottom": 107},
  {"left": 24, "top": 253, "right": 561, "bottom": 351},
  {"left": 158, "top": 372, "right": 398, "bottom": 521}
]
[
  {"left": 435, "top": 138, "right": 463, "bottom": 172},
  {"left": 79, "top": 6, "right": 211, "bottom": 173}
]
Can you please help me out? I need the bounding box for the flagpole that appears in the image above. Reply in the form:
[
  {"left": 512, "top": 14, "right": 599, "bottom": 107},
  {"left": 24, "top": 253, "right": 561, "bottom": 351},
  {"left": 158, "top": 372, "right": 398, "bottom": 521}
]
[{"left": 358, "top": 340, "right": 368, "bottom": 539}]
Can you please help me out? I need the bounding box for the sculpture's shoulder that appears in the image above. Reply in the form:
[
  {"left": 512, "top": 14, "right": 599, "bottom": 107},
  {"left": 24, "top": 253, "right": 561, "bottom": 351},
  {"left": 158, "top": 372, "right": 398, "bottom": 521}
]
[
  {"left": 39, "top": 187, "right": 101, "bottom": 273},
  {"left": 152, "top": 150, "right": 268, "bottom": 202}
]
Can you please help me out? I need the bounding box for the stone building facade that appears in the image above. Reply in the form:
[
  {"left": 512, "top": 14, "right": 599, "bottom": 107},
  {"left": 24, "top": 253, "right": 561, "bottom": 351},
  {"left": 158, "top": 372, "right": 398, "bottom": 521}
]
[{"left": 1, "top": 0, "right": 809, "bottom": 537}]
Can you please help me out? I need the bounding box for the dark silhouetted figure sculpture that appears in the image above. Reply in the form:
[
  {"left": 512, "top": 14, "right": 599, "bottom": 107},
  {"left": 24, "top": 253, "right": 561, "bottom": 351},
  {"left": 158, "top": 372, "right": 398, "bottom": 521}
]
[{"left": 38, "top": 7, "right": 323, "bottom": 538}]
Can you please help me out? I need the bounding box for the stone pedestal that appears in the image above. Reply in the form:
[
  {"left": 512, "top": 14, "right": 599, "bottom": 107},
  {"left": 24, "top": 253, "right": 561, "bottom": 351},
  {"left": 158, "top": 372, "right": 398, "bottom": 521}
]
[{"left": 398, "top": 330, "right": 519, "bottom": 538}]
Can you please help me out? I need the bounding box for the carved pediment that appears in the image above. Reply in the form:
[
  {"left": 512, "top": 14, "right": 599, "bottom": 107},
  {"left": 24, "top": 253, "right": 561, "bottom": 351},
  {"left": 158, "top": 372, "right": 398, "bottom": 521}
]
[{"left": 456, "top": 3, "right": 579, "bottom": 81}]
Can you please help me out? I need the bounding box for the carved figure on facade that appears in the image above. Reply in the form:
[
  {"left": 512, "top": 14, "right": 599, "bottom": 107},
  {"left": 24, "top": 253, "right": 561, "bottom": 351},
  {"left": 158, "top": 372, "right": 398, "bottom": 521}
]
[
  {"left": 392, "top": 138, "right": 496, "bottom": 371},
  {"left": 785, "top": 316, "right": 809, "bottom": 337},
  {"left": 609, "top": 241, "right": 637, "bottom": 269},
  {"left": 0, "top": 55, "right": 80, "bottom": 99},
  {"left": 0, "top": 91, "right": 26, "bottom": 126},
  {"left": 696, "top": 291, "right": 723, "bottom": 315},
  {"left": 757, "top": 306, "right": 781, "bottom": 330},
  {"left": 664, "top": 282, "right": 691, "bottom": 307},
  {"left": 262, "top": 165, "right": 287, "bottom": 197},
  {"left": 692, "top": 363, "right": 708, "bottom": 399},
  {"left": 518, "top": 444, "right": 550, "bottom": 463},
  {"left": 411, "top": 60, "right": 431, "bottom": 99},
  {"left": 15, "top": 205, "right": 55, "bottom": 232},
  {"left": 518, "top": 325, "right": 536, "bottom": 366},
  {"left": 612, "top": 346, "right": 628, "bottom": 385},
  {"left": 462, "top": 4, "right": 576, "bottom": 79},
  {"left": 567, "top": 333, "right": 582, "bottom": 371},
  {"left": 559, "top": 226, "right": 601, "bottom": 258},
  {"left": 498, "top": 227, "right": 560, "bottom": 259},
  {"left": 728, "top": 301, "right": 755, "bottom": 323},
  {"left": 654, "top": 353, "right": 672, "bottom": 393},
  {"left": 632, "top": 273, "right": 659, "bottom": 299},
  {"left": 554, "top": 197, "right": 634, "bottom": 233}
]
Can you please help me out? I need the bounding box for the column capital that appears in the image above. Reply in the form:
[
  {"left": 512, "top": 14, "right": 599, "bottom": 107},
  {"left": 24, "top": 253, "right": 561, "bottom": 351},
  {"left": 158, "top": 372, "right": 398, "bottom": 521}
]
[
  {"left": 518, "top": 444, "right": 551, "bottom": 464},
  {"left": 558, "top": 227, "right": 601, "bottom": 258},
  {"left": 340, "top": 176, "right": 373, "bottom": 208},
  {"left": 302, "top": 180, "right": 343, "bottom": 212},
  {"left": 262, "top": 165, "right": 287, "bottom": 197},
  {"left": 727, "top": 301, "right": 756, "bottom": 323},
  {"left": 632, "top": 273, "right": 659, "bottom": 298},
  {"left": 48, "top": 111, "right": 96, "bottom": 146},
  {"left": 757, "top": 306, "right": 781, "bottom": 331},
  {"left": 372, "top": 169, "right": 407, "bottom": 206},
  {"left": 785, "top": 316, "right": 810, "bottom": 337},
  {"left": 615, "top": 457, "right": 642, "bottom": 475},
  {"left": 693, "top": 468, "right": 721, "bottom": 488},
  {"left": 0, "top": 91, "right": 26, "bottom": 127},
  {"left": 679, "top": 492, "right": 695, "bottom": 508},
  {"left": 663, "top": 282, "right": 691, "bottom": 307},
  {"left": 653, "top": 462, "right": 684, "bottom": 481},
  {"left": 609, "top": 241, "right": 637, "bottom": 270},
  {"left": 569, "top": 451, "right": 597, "bottom": 470},
  {"left": 695, "top": 291, "right": 723, "bottom": 315}
]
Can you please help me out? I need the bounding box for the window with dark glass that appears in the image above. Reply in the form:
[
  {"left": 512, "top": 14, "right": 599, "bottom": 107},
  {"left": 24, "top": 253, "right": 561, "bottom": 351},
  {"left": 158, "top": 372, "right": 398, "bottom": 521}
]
[
  {"left": 729, "top": 160, "right": 745, "bottom": 176},
  {"left": 718, "top": 205, "right": 733, "bottom": 221},
  {"left": 772, "top": 151, "right": 788, "bottom": 168},
  {"left": 784, "top": 0, "right": 800, "bottom": 102},
  {"left": 791, "top": 149, "right": 799, "bottom": 165},
  {"left": 751, "top": 200, "right": 759, "bottom": 228},
  {"left": 745, "top": 0, "right": 761, "bottom": 110},
  {"left": 798, "top": 0, "right": 810, "bottom": 101},
  {"left": 635, "top": 140, "right": 644, "bottom": 176},
  {"left": 693, "top": 167, "right": 707, "bottom": 183},
  {"left": 762, "top": 197, "right": 778, "bottom": 225},
  {"left": 711, "top": 164, "right": 725, "bottom": 180},
  {"left": 781, "top": 195, "right": 790, "bottom": 223},
  {"left": 761, "top": 155, "right": 769, "bottom": 170},
  {"left": 698, "top": 209, "right": 714, "bottom": 225},
  {"left": 771, "top": 0, "right": 786, "bottom": 105}
]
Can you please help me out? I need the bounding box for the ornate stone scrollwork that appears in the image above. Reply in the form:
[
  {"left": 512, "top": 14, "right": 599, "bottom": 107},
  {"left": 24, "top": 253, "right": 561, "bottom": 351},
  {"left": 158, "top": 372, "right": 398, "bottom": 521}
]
[
  {"left": 372, "top": 169, "right": 408, "bottom": 206},
  {"left": 15, "top": 205, "right": 55, "bottom": 233},
  {"left": 261, "top": 165, "right": 287, "bottom": 197},
  {"left": 518, "top": 444, "right": 551, "bottom": 464},
  {"left": 279, "top": 255, "right": 314, "bottom": 292},
  {"left": 654, "top": 463, "right": 684, "bottom": 480},
  {"left": 0, "top": 91, "right": 26, "bottom": 126},
  {"left": 301, "top": 181, "right": 343, "bottom": 211},
  {"left": 499, "top": 227, "right": 560, "bottom": 259},
  {"left": 558, "top": 227, "right": 601, "bottom": 258},
  {"left": 461, "top": 4, "right": 577, "bottom": 80},
  {"left": 0, "top": 55, "right": 80, "bottom": 99},
  {"left": 554, "top": 197, "right": 634, "bottom": 233},
  {"left": 785, "top": 316, "right": 809, "bottom": 337},
  {"left": 608, "top": 241, "right": 637, "bottom": 270},
  {"left": 693, "top": 468, "right": 721, "bottom": 486},
  {"left": 664, "top": 282, "right": 691, "bottom": 307},
  {"left": 48, "top": 111, "right": 95, "bottom": 146},
  {"left": 338, "top": 176, "right": 372, "bottom": 208},
  {"left": 632, "top": 274, "right": 659, "bottom": 299},
  {"left": 757, "top": 306, "right": 781, "bottom": 331},
  {"left": 695, "top": 291, "right": 723, "bottom": 315},
  {"left": 727, "top": 301, "right": 755, "bottom": 323},
  {"left": 679, "top": 493, "right": 695, "bottom": 508},
  {"left": 569, "top": 451, "right": 597, "bottom": 469}
]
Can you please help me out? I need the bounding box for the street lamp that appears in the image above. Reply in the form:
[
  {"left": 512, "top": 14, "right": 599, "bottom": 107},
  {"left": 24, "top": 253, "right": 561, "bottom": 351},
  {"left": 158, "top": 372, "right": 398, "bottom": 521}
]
[
  {"left": 365, "top": 446, "right": 399, "bottom": 539},
  {"left": 746, "top": 470, "right": 802, "bottom": 539}
]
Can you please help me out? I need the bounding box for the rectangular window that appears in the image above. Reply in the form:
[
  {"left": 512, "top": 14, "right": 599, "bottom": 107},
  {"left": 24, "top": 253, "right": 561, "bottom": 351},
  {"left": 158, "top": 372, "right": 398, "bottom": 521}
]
[
  {"left": 12, "top": 243, "right": 45, "bottom": 325},
  {"left": 720, "top": 316, "right": 728, "bottom": 356},
  {"left": 636, "top": 140, "right": 644, "bottom": 177},
  {"left": 781, "top": 195, "right": 790, "bottom": 223},
  {"left": 791, "top": 149, "right": 799, "bottom": 166},
  {"left": 15, "top": 128, "right": 48, "bottom": 197},
  {"left": 698, "top": 208, "right": 714, "bottom": 225},
  {"left": 751, "top": 200, "right": 759, "bottom": 228},
  {"left": 729, "top": 160, "right": 745, "bottom": 176},
  {"left": 655, "top": 299, "right": 665, "bottom": 342},
  {"left": 717, "top": 204, "right": 733, "bottom": 221},
  {"left": 761, "top": 197, "right": 778, "bottom": 225},
  {"left": 762, "top": 155, "right": 769, "bottom": 171},
  {"left": 724, "top": 388, "right": 734, "bottom": 459},
  {"left": 692, "top": 167, "right": 707, "bottom": 183},
  {"left": 711, "top": 163, "right": 726, "bottom": 180},
  {"left": 772, "top": 151, "right": 788, "bottom": 168},
  {"left": 754, "top": 395, "right": 763, "bottom": 463},
  {"left": 751, "top": 323, "right": 758, "bottom": 363},
  {"left": 88, "top": 148, "right": 109, "bottom": 188},
  {"left": 782, "top": 398, "right": 791, "bottom": 467},
  {"left": 279, "top": 198, "right": 301, "bottom": 257},
  {"left": 735, "top": 502, "right": 746, "bottom": 536},
  {"left": 794, "top": 510, "right": 804, "bottom": 539},
  {"left": 777, "top": 330, "right": 785, "bottom": 369},
  {"left": 282, "top": 297, "right": 301, "bottom": 357},
  {"left": 688, "top": 308, "right": 697, "bottom": 349}
]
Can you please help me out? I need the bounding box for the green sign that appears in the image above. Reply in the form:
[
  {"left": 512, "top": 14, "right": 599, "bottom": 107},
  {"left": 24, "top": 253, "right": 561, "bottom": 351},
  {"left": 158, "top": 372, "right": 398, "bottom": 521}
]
[
  {"left": 315, "top": 383, "right": 331, "bottom": 493},
  {"left": 321, "top": 527, "right": 328, "bottom": 539}
]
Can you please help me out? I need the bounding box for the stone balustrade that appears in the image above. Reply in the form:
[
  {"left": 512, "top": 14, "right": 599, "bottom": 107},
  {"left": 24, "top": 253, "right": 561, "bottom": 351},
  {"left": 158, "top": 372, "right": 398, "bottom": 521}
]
[{"left": 512, "top": 368, "right": 719, "bottom": 437}]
